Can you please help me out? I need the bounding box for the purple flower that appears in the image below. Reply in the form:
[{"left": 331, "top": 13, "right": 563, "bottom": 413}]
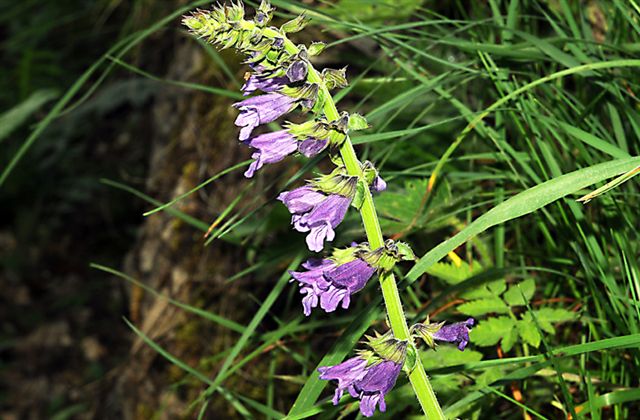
[
  {"left": 319, "top": 358, "right": 402, "bottom": 417},
  {"left": 290, "top": 257, "right": 375, "bottom": 315},
  {"left": 318, "top": 357, "right": 368, "bottom": 405},
  {"left": 243, "top": 130, "right": 298, "bottom": 177},
  {"left": 297, "top": 137, "right": 328, "bottom": 157},
  {"left": 234, "top": 93, "right": 297, "bottom": 141},
  {"left": 241, "top": 74, "right": 287, "bottom": 96},
  {"left": 278, "top": 187, "right": 352, "bottom": 252},
  {"left": 433, "top": 318, "right": 475, "bottom": 350}
]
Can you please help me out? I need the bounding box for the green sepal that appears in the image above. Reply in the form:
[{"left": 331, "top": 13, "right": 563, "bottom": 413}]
[
  {"left": 308, "top": 42, "right": 326, "bottom": 56},
  {"left": 254, "top": 0, "right": 274, "bottom": 26},
  {"left": 395, "top": 241, "right": 417, "bottom": 261},
  {"left": 410, "top": 320, "right": 445, "bottom": 348},
  {"left": 281, "top": 13, "right": 309, "bottom": 33},
  {"left": 348, "top": 113, "right": 369, "bottom": 131},
  {"left": 330, "top": 245, "right": 360, "bottom": 265},
  {"left": 351, "top": 179, "right": 367, "bottom": 210},
  {"left": 360, "top": 238, "right": 410, "bottom": 273},
  {"left": 227, "top": 2, "right": 245, "bottom": 22},
  {"left": 322, "top": 67, "right": 348, "bottom": 90},
  {"left": 403, "top": 344, "right": 418, "bottom": 374},
  {"left": 311, "top": 166, "right": 357, "bottom": 198},
  {"left": 361, "top": 161, "right": 378, "bottom": 185},
  {"left": 366, "top": 332, "right": 407, "bottom": 364}
]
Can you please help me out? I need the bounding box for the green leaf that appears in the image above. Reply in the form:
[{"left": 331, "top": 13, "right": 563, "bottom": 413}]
[
  {"left": 469, "top": 316, "right": 515, "bottom": 346},
  {"left": 503, "top": 278, "right": 536, "bottom": 306},
  {"left": 532, "top": 308, "right": 578, "bottom": 334},
  {"left": 427, "top": 260, "right": 484, "bottom": 285},
  {"left": 0, "top": 89, "right": 58, "bottom": 144},
  {"left": 517, "top": 314, "right": 542, "bottom": 347},
  {"left": 501, "top": 326, "right": 519, "bottom": 352},
  {"left": 461, "top": 279, "right": 507, "bottom": 300},
  {"left": 407, "top": 157, "right": 640, "bottom": 283},
  {"left": 457, "top": 298, "right": 509, "bottom": 316}
]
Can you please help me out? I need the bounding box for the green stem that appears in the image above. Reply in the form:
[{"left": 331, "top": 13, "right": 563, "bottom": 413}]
[{"left": 274, "top": 32, "right": 445, "bottom": 419}]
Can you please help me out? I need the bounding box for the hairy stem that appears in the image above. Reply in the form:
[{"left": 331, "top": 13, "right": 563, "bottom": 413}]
[{"left": 272, "top": 30, "right": 445, "bottom": 419}]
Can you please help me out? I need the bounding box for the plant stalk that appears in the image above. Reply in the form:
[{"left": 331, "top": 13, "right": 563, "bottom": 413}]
[{"left": 275, "top": 32, "right": 445, "bottom": 419}]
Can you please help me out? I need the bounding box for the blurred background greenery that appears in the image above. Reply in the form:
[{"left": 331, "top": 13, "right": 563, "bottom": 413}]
[{"left": 1, "top": 0, "right": 640, "bottom": 419}]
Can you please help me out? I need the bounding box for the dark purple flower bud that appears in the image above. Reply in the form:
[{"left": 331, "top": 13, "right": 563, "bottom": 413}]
[
  {"left": 319, "top": 358, "right": 402, "bottom": 417},
  {"left": 241, "top": 75, "right": 287, "bottom": 96},
  {"left": 286, "top": 60, "right": 308, "bottom": 82},
  {"left": 233, "top": 93, "right": 297, "bottom": 141},
  {"left": 371, "top": 175, "right": 387, "bottom": 193},
  {"left": 297, "top": 137, "right": 328, "bottom": 157},
  {"left": 243, "top": 130, "right": 298, "bottom": 177},
  {"left": 432, "top": 318, "right": 475, "bottom": 351},
  {"left": 318, "top": 357, "right": 368, "bottom": 405},
  {"left": 272, "top": 37, "right": 285, "bottom": 49}
]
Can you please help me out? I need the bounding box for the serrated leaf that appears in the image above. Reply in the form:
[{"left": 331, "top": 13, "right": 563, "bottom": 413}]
[
  {"left": 462, "top": 279, "right": 506, "bottom": 300},
  {"left": 457, "top": 298, "right": 509, "bottom": 316},
  {"left": 532, "top": 308, "right": 577, "bottom": 334},
  {"left": 518, "top": 314, "right": 542, "bottom": 347},
  {"left": 503, "top": 278, "right": 536, "bottom": 306},
  {"left": 501, "top": 326, "right": 519, "bottom": 352},
  {"left": 427, "top": 260, "right": 484, "bottom": 285},
  {"left": 421, "top": 346, "right": 483, "bottom": 369},
  {"left": 348, "top": 113, "right": 369, "bottom": 131},
  {"left": 534, "top": 308, "right": 577, "bottom": 323},
  {"left": 469, "top": 316, "right": 515, "bottom": 346}
]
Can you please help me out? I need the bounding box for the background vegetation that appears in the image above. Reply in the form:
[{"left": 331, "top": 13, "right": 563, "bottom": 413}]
[{"left": 1, "top": 0, "right": 639, "bottom": 418}]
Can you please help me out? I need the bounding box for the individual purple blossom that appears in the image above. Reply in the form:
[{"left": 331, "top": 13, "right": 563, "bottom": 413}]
[
  {"left": 233, "top": 93, "right": 297, "bottom": 141},
  {"left": 433, "top": 318, "right": 475, "bottom": 351},
  {"left": 317, "top": 357, "right": 368, "bottom": 405},
  {"left": 297, "top": 137, "right": 328, "bottom": 157},
  {"left": 278, "top": 187, "right": 352, "bottom": 252},
  {"left": 319, "top": 358, "right": 402, "bottom": 417},
  {"left": 290, "top": 256, "right": 375, "bottom": 315},
  {"left": 243, "top": 130, "right": 298, "bottom": 177},
  {"left": 241, "top": 74, "right": 287, "bottom": 96}
]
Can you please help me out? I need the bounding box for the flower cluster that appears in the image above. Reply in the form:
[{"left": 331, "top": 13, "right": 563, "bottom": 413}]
[{"left": 183, "top": 2, "right": 475, "bottom": 416}]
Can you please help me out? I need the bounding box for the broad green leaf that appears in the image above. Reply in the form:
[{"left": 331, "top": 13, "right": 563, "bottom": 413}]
[
  {"left": 470, "top": 316, "right": 515, "bottom": 346},
  {"left": 503, "top": 278, "right": 536, "bottom": 306},
  {"left": 457, "top": 298, "right": 510, "bottom": 316},
  {"left": 501, "top": 326, "right": 519, "bottom": 352},
  {"left": 461, "top": 279, "right": 507, "bottom": 300},
  {"left": 518, "top": 314, "right": 542, "bottom": 347},
  {"left": 533, "top": 308, "right": 578, "bottom": 334},
  {"left": 407, "top": 157, "right": 640, "bottom": 283},
  {"left": 427, "top": 260, "right": 484, "bottom": 285}
]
